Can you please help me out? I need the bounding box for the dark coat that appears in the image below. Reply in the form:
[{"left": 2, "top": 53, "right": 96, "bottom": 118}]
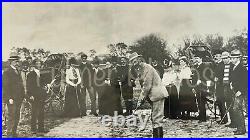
[
  {"left": 26, "top": 70, "right": 46, "bottom": 101},
  {"left": 192, "top": 63, "right": 214, "bottom": 91},
  {"left": 2, "top": 67, "right": 25, "bottom": 103},
  {"left": 153, "top": 64, "right": 164, "bottom": 79},
  {"left": 79, "top": 62, "right": 94, "bottom": 87},
  {"left": 93, "top": 67, "right": 106, "bottom": 88},
  {"left": 116, "top": 65, "right": 134, "bottom": 99},
  {"left": 230, "top": 63, "right": 248, "bottom": 94},
  {"left": 214, "top": 61, "right": 225, "bottom": 86}
]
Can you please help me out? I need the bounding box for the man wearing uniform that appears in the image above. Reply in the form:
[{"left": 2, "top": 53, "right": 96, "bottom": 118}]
[
  {"left": 3, "top": 52, "right": 25, "bottom": 137},
  {"left": 129, "top": 52, "right": 168, "bottom": 138},
  {"left": 230, "top": 49, "right": 247, "bottom": 135},
  {"left": 213, "top": 50, "right": 228, "bottom": 124}
]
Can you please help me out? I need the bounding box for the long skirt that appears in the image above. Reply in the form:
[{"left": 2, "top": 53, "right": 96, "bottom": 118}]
[
  {"left": 98, "top": 85, "right": 116, "bottom": 116},
  {"left": 164, "top": 84, "right": 179, "bottom": 119},
  {"left": 179, "top": 79, "right": 198, "bottom": 112},
  {"left": 63, "top": 85, "right": 82, "bottom": 117}
]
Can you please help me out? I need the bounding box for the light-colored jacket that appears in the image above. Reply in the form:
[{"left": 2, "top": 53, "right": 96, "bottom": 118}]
[{"left": 140, "top": 63, "right": 169, "bottom": 102}]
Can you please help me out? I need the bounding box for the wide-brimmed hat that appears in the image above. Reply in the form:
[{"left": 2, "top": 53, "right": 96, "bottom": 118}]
[
  {"left": 230, "top": 49, "right": 242, "bottom": 58},
  {"left": 179, "top": 56, "right": 187, "bottom": 61},
  {"left": 221, "top": 51, "right": 230, "bottom": 59},
  {"left": 128, "top": 52, "right": 142, "bottom": 62},
  {"left": 8, "top": 52, "right": 20, "bottom": 61}
]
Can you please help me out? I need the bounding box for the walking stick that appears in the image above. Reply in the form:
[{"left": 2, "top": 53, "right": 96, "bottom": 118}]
[
  {"left": 75, "top": 85, "right": 82, "bottom": 118},
  {"left": 213, "top": 82, "right": 217, "bottom": 120},
  {"left": 218, "top": 98, "right": 234, "bottom": 125},
  {"left": 192, "top": 88, "right": 200, "bottom": 115}
]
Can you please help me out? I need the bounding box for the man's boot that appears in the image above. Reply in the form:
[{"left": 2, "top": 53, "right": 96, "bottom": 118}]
[{"left": 153, "top": 127, "right": 163, "bottom": 138}]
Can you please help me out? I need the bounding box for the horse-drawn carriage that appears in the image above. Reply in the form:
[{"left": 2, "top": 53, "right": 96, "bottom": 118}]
[
  {"left": 184, "top": 45, "right": 219, "bottom": 117},
  {"left": 41, "top": 53, "right": 67, "bottom": 116}
]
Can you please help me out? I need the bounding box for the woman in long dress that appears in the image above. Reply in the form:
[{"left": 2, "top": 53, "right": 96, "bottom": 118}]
[
  {"left": 162, "top": 63, "right": 179, "bottom": 119},
  {"left": 63, "top": 57, "right": 82, "bottom": 118},
  {"left": 177, "top": 56, "right": 197, "bottom": 119}
]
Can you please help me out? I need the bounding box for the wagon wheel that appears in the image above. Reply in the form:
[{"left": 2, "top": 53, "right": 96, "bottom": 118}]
[{"left": 51, "top": 97, "right": 65, "bottom": 116}]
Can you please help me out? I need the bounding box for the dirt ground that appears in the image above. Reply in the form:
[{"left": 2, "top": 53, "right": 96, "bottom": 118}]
[
  {"left": 2, "top": 103, "right": 248, "bottom": 138},
  {"left": 42, "top": 110, "right": 248, "bottom": 138}
]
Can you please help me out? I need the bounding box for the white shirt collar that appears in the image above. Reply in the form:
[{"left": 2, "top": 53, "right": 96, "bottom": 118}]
[
  {"left": 234, "top": 61, "right": 240, "bottom": 68},
  {"left": 10, "top": 65, "right": 17, "bottom": 70},
  {"left": 33, "top": 68, "right": 40, "bottom": 76}
]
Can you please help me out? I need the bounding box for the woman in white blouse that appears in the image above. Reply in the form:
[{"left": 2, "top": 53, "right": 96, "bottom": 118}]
[
  {"left": 178, "top": 56, "right": 197, "bottom": 119},
  {"left": 63, "top": 57, "right": 82, "bottom": 118}
]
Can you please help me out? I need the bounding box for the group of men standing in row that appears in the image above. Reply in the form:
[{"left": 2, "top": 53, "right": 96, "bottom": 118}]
[
  {"left": 213, "top": 49, "right": 247, "bottom": 135},
  {"left": 3, "top": 53, "right": 47, "bottom": 137},
  {"left": 2, "top": 48, "right": 248, "bottom": 138},
  {"left": 2, "top": 52, "right": 139, "bottom": 137}
]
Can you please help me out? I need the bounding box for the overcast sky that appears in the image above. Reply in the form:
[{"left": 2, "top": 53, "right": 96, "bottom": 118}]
[{"left": 2, "top": 2, "right": 248, "bottom": 60}]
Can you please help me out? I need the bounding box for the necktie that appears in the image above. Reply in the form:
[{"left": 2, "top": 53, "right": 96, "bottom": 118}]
[
  {"left": 72, "top": 67, "right": 77, "bottom": 78},
  {"left": 36, "top": 71, "right": 40, "bottom": 87}
]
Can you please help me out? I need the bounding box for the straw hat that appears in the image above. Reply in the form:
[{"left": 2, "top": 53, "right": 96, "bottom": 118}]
[{"left": 128, "top": 52, "right": 142, "bottom": 62}]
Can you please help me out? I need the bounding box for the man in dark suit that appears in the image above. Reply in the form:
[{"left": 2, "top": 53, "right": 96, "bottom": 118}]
[
  {"left": 2, "top": 52, "right": 25, "bottom": 137},
  {"left": 26, "top": 59, "right": 47, "bottom": 134},
  {"left": 151, "top": 59, "right": 164, "bottom": 79},
  {"left": 110, "top": 56, "right": 123, "bottom": 115},
  {"left": 117, "top": 57, "right": 135, "bottom": 116},
  {"left": 230, "top": 49, "right": 247, "bottom": 135},
  {"left": 92, "top": 57, "right": 107, "bottom": 115},
  {"left": 79, "top": 53, "right": 97, "bottom": 116},
  {"left": 213, "top": 50, "right": 228, "bottom": 124},
  {"left": 192, "top": 55, "right": 213, "bottom": 122}
]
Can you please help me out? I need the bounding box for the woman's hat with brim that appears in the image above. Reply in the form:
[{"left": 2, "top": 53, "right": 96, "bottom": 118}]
[
  {"left": 179, "top": 56, "right": 187, "bottom": 61},
  {"left": 221, "top": 51, "right": 230, "bottom": 59},
  {"left": 230, "top": 49, "right": 242, "bottom": 58},
  {"left": 8, "top": 52, "right": 20, "bottom": 61},
  {"left": 129, "top": 52, "right": 142, "bottom": 62}
]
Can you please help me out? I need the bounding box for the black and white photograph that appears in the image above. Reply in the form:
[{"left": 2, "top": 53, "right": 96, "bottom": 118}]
[{"left": 2, "top": 2, "right": 248, "bottom": 138}]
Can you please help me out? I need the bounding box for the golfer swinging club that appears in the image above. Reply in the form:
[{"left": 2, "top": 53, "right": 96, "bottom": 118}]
[{"left": 129, "top": 52, "right": 169, "bottom": 138}]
